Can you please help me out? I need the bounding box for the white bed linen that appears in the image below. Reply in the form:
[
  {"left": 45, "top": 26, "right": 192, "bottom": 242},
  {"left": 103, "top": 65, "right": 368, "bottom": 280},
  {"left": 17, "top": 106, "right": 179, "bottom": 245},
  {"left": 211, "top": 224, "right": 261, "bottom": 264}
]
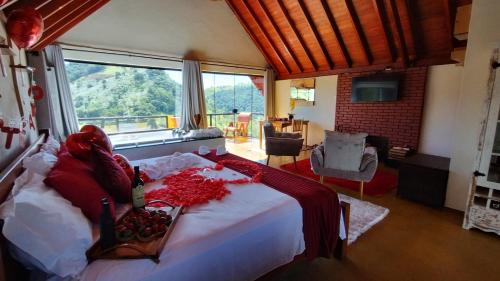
[{"left": 80, "top": 155, "right": 305, "bottom": 281}]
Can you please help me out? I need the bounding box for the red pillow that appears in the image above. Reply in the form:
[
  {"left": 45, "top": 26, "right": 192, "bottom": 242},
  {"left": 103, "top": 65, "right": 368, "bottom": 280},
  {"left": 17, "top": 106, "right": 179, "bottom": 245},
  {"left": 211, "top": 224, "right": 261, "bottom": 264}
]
[
  {"left": 92, "top": 144, "right": 132, "bottom": 203},
  {"left": 44, "top": 150, "right": 115, "bottom": 223}
]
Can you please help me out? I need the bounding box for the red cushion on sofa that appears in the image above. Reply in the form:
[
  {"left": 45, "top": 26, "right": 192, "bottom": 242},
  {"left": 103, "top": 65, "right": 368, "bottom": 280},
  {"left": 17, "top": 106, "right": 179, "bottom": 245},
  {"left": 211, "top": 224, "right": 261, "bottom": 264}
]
[
  {"left": 44, "top": 150, "right": 115, "bottom": 223},
  {"left": 92, "top": 144, "right": 132, "bottom": 203}
]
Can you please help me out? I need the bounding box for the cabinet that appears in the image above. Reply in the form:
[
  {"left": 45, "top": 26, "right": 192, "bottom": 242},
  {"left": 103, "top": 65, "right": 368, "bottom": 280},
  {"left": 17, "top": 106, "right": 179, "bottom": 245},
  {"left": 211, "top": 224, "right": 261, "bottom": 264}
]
[
  {"left": 398, "top": 154, "right": 450, "bottom": 207},
  {"left": 464, "top": 67, "right": 500, "bottom": 235}
]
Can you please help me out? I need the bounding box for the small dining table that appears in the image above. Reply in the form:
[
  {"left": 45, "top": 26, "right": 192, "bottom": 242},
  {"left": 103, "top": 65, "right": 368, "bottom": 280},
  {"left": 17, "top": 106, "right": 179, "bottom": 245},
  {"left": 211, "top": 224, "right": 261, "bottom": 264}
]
[{"left": 258, "top": 119, "right": 309, "bottom": 149}]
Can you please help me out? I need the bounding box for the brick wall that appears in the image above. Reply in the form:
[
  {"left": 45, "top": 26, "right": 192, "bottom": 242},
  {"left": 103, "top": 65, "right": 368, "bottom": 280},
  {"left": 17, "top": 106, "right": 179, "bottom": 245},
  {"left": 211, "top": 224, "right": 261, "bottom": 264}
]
[{"left": 335, "top": 67, "right": 428, "bottom": 149}]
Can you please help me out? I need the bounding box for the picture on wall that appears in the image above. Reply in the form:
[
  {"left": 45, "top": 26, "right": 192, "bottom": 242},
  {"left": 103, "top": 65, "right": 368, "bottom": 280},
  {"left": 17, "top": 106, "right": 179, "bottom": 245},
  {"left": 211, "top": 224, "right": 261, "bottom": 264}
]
[{"left": 290, "top": 78, "right": 315, "bottom": 102}]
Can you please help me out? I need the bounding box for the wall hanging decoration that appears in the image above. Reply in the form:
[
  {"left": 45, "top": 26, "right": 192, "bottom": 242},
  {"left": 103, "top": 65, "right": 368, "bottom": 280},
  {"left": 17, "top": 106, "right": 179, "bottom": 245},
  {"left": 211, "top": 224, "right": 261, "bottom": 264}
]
[
  {"left": 19, "top": 117, "right": 27, "bottom": 148},
  {"left": 6, "top": 7, "right": 44, "bottom": 50},
  {"left": 1, "top": 119, "right": 21, "bottom": 149},
  {"left": 290, "top": 78, "right": 316, "bottom": 104},
  {"left": 27, "top": 72, "right": 43, "bottom": 116},
  {"left": 28, "top": 114, "right": 35, "bottom": 130},
  {"left": 28, "top": 84, "right": 44, "bottom": 101},
  {"left": 0, "top": 35, "right": 15, "bottom": 78}
]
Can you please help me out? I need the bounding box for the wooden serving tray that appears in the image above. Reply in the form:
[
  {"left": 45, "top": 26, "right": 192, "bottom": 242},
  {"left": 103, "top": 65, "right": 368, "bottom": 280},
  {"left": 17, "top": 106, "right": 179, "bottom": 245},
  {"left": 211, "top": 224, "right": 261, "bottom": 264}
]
[{"left": 87, "top": 204, "right": 183, "bottom": 263}]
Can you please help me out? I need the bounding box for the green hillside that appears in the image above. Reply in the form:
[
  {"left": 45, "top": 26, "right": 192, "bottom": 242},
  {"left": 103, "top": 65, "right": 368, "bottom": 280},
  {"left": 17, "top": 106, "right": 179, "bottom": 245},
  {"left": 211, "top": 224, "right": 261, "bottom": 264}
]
[{"left": 65, "top": 61, "right": 264, "bottom": 136}]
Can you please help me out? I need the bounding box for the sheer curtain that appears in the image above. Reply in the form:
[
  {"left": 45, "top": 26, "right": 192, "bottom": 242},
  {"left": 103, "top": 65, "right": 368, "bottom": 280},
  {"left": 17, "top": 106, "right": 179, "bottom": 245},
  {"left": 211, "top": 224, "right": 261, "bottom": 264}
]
[
  {"left": 43, "top": 45, "right": 79, "bottom": 139},
  {"left": 179, "top": 60, "right": 207, "bottom": 131},
  {"left": 264, "top": 68, "right": 276, "bottom": 119}
]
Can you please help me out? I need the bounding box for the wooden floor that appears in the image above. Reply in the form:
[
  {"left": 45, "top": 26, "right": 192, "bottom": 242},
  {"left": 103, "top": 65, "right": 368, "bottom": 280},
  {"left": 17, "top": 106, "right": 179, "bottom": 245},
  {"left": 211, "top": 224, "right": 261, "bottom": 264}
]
[{"left": 226, "top": 138, "right": 500, "bottom": 281}]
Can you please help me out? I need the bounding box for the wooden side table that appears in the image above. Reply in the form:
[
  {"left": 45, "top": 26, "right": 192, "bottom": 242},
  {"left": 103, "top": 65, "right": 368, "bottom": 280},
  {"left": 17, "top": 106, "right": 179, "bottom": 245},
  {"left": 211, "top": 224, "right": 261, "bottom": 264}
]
[{"left": 397, "top": 153, "right": 450, "bottom": 207}]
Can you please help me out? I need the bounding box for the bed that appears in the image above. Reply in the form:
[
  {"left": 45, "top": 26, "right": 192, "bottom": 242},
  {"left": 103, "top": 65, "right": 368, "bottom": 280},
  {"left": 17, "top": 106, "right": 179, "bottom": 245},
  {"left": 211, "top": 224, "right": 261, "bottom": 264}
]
[{"left": 0, "top": 132, "right": 350, "bottom": 281}]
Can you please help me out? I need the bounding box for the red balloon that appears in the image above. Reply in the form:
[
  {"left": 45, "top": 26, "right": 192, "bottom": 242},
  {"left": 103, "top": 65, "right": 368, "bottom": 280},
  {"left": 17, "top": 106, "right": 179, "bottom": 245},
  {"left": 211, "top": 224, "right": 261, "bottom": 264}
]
[
  {"left": 6, "top": 7, "right": 44, "bottom": 49},
  {"left": 29, "top": 85, "right": 44, "bottom": 100},
  {"left": 66, "top": 125, "right": 112, "bottom": 160},
  {"left": 113, "top": 154, "right": 134, "bottom": 181}
]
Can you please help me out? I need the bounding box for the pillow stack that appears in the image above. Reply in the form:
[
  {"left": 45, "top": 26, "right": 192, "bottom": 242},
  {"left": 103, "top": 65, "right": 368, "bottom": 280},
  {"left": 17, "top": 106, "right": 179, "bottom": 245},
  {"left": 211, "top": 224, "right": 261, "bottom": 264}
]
[
  {"left": 0, "top": 135, "right": 135, "bottom": 279},
  {"left": 0, "top": 136, "right": 93, "bottom": 278},
  {"left": 44, "top": 143, "right": 132, "bottom": 222}
]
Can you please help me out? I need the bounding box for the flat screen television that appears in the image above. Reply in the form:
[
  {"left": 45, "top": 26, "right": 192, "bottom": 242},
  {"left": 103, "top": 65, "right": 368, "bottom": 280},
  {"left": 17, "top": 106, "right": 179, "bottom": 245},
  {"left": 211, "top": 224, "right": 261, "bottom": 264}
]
[{"left": 352, "top": 74, "right": 401, "bottom": 102}]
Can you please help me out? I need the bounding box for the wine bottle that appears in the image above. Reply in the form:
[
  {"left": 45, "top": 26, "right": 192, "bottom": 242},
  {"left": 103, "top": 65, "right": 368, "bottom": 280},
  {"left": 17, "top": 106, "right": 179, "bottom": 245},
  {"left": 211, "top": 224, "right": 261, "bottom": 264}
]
[
  {"left": 132, "top": 166, "right": 145, "bottom": 209},
  {"left": 99, "top": 197, "right": 116, "bottom": 249}
]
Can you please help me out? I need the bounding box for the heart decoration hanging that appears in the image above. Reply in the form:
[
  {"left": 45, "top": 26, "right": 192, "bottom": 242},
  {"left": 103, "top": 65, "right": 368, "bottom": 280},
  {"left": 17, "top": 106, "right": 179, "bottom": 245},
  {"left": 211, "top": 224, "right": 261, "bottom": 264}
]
[
  {"left": 6, "top": 7, "right": 44, "bottom": 49},
  {"left": 28, "top": 85, "right": 44, "bottom": 100}
]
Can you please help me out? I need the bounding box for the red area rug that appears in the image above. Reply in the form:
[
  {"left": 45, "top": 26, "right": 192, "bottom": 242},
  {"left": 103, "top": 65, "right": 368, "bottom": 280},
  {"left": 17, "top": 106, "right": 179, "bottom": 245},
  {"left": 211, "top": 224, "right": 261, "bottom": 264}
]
[{"left": 280, "top": 159, "right": 398, "bottom": 196}]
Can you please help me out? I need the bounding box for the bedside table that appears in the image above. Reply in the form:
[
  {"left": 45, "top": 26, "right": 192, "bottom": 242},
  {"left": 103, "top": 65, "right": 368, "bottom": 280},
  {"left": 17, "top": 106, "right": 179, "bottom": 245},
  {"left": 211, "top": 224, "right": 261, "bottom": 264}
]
[{"left": 397, "top": 153, "right": 451, "bottom": 207}]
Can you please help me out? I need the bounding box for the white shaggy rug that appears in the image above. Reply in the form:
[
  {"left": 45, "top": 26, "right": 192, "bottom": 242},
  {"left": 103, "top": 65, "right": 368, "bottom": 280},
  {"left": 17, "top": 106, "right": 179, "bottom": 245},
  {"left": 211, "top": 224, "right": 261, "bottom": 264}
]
[{"left": 339, "top": 194, "right": 389, "bottom": 245}]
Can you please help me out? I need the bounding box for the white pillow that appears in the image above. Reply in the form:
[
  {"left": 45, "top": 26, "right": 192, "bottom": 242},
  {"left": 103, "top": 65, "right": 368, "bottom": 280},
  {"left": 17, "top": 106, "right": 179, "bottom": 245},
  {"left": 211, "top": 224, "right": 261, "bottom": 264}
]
[
  {"left": 324, "top": 131, "right": 367, "bottom": 171},
  {"left": 40, "top": 136, "right": 60, "bottom": 156},
  {"left": 1, "top": 173, "right": 92, "bottom": 278},
  {"left": 23, "top": 151, "right": 58, "bottom": 176},
  {"left": 134, "top": 152, "right": 201, "bottom": 180}
]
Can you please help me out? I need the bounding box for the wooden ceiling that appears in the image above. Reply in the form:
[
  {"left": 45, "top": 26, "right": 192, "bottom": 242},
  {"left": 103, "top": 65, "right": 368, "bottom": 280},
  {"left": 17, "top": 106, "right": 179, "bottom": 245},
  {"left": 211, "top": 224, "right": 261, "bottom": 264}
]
[
  {"left": 3, "top": 0, "right": 110, "bottom": 51},
  {"left": 226, "top": 0, "right": 471, "bottom": 79}
]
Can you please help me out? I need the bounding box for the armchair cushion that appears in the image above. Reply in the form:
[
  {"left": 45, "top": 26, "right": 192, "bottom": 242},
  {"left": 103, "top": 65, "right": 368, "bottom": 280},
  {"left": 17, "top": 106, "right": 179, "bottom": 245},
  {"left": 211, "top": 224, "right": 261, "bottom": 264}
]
[
  {"left": 324, "top": 131, "right": 368, "bottom": 172},
  {"left": 311, "top": 145, "right": 378, "bottom": 182},
  {"left": 274, "top": 131, "right": 302, "bottom": 139},
  {"left": 266, "top": 137, "right": 303, "bottom": 156}
]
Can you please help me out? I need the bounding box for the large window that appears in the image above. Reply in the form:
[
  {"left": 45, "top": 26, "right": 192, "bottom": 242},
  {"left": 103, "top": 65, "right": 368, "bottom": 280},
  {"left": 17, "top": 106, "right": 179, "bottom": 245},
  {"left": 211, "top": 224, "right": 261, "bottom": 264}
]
[
  {"left": 203, "top": 72, "right": 264, "bottom": 137},
  {"left": 66, "top": 61, "right": 265, "bottom": 146},
  {"left": 66, "top": 61, "right": 182, "bottom": 145}
]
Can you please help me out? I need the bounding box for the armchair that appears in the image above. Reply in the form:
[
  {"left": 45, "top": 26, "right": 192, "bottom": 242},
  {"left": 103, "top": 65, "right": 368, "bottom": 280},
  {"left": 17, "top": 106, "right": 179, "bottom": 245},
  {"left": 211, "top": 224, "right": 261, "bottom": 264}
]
[
  {"left": 311, "top": 131, "right": 378, "bottom": 200},
  {"left": 263, "top": 122, "right": 303, "bottom": 169}
]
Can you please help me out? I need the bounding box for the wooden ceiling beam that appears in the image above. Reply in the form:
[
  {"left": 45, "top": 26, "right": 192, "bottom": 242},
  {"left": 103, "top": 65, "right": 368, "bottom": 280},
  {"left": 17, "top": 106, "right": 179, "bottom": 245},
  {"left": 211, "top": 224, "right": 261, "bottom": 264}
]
[
  {"left": 5, "top": 0, "right": 52, "bottom": 11},
  {"left": 225, "top": 0, "right": 279, "bottom": 72},
  {"left": 257, "top": 0, "right": 303, "bottom": 72},
  {"left": 442, "top": 0, "right": 455, "bottom": 52},
  {"left": 371, "top": 0, "right": 397, "bottom": 62},
  {"left": 276, "top": 0, "right": 318, "bottom": 71},
  {"left": 226, "top": 0, "right": 279, "bottom": 73},
  {"left": 42, "top": 0, "right": 93, "bottom": 31},
  {"left": 32, "top": 0, "right": 110, "bottom": 50},
  {"left": 387, "top": 0, "right": 409, "bottom": 67},
  {"left": 404, "top": 0, "right": 423, "bottom": 59},
  {"left": 320, "top": 0, "right": 352, "bottom": 67},
  {"left": 297, "top": 0, "right": 334, "bottom": 69},
  {"left": 343, "top": 0, "right": 373, "bottom": 65},
  {"left": 242, "top": 0, "right": 292, "bottom": 74},
  {"left": 38, "top": 0, "right": 76, "bottom": 20}
]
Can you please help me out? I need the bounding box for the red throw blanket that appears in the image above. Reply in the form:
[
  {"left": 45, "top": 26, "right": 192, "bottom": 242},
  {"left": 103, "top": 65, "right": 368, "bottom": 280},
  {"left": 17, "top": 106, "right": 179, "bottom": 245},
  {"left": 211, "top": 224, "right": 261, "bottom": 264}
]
[{"left": 196, "top": 151, "right": 341, "bottom": 260}]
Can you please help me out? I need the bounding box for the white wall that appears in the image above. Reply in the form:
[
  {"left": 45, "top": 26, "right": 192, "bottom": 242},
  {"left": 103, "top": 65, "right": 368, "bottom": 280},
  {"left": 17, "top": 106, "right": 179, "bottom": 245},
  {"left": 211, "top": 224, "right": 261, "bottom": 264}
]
[
  {"left": 419, "top": 64, "right": 463, "bottom": 157},
  {"left": 0, "top": 15, "right": 38, "bottom": 171},
  {"left": 275, "top": 75, "right": 338, "bottom": 145},
  {"left": 447, "top": 0, "right": 500, "bottom": 211},
  {"left": 59, "top": 0, "right": 267, "bottom": 68}
]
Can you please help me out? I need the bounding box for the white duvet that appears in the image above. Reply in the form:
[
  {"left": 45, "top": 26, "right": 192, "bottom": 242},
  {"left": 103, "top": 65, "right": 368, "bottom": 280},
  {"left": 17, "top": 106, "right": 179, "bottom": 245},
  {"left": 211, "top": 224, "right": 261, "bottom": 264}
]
[{"left": 80, "top": 154, "right": 305, "bottom": 281}]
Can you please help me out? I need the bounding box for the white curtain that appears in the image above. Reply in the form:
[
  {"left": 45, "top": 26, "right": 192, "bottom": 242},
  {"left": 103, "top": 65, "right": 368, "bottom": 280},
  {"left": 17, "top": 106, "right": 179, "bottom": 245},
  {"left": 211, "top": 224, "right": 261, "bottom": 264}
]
[
  {"left": 44, "top": 45, "right": 79, "bottom": 139},
  {"left": 179, "top": 60, "right": 207, "bottom": 131},
  {"left": 264, "top": 68, "right": 276, "bottom": 118}
]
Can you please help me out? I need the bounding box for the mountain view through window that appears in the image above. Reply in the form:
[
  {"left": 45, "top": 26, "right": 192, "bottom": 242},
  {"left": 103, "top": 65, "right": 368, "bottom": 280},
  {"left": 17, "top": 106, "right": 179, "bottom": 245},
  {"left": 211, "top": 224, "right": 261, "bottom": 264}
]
[{"left": 65, "top": 61, "right": 264, "bottom": 145}]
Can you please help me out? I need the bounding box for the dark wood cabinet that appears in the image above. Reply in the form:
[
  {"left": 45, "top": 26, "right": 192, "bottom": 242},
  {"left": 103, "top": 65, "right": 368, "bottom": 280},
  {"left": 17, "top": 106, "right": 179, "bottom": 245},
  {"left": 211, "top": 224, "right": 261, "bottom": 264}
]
[{"left": 397, "top": 153, "right": 450, "bottom": 207}]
